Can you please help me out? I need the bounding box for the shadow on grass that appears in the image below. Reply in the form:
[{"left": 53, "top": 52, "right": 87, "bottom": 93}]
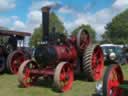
[
  {"left": 1, "top": 67, "right": 13, "bottom": 74},
  {"left": 74, "top": 72, "right": 92, "bottom": 82},
  {"left": 18, "top": 77, "right": 62, "bottom": 93},
  {"left": 0, "top": 72, "right": 13, "bottom": 75},
  {"left": 91, "top": 94, "right": 99, "bottom": 96}
]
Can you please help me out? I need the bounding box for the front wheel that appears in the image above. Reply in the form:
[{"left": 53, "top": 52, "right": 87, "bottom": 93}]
[
  {"left": 18, "top": 59, "right": 38, "bottom": 87},
  {"left": 103, "top": 64, "right": 124, "bottom": 96},
  {"left": 54, "top": 62, "right": 74, "bottom": 92}
]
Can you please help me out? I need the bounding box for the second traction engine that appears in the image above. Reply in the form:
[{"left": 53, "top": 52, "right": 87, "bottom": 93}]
[{"left": 18, "top": 6, "right": 104, "bottom": 92}]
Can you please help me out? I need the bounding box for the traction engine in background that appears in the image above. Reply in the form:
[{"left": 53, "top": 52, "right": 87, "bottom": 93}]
[{"left": 0, "top": 29, "right": 31, "bottom": 74}]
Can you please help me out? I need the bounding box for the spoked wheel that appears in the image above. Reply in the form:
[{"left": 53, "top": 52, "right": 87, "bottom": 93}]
[
  {"left": 83, "top": 44, "right": 104, "bottom": 81},
  {"left": 54, "top": 62, "right": 74, "bottom": 92},
  {"left": 0, "top": 57, "right": 5, "bottom": 73},
  {"left": 77, "top": 28, "right": 91, "bottom": 53},
  {"left": 103, "top": 64, "right": 124, "bottom": 96},
  {"left": 18, "top": 60, "right": 38, "bottom": 87},
  {"left": 7, "top": 50, "right": 26, "bottom": 74}
]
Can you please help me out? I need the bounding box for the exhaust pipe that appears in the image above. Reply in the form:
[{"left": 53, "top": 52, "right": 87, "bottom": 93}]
[{"left": 41, "top": 6, "right": 51, "bottom": 42}]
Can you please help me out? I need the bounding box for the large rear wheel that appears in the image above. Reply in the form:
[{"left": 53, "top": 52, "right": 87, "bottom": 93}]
[
  {"left": 83, "top": 44, "right": 104, "bottom": 81},
  {"left": 77, "top": 28, "right": 91, "bottom": 53},
  {"left": 103, "top": 64, "right": 124, "bottom": 96},
  {"left": 54, "top": 62, "right": 74, "bottom": 92}
]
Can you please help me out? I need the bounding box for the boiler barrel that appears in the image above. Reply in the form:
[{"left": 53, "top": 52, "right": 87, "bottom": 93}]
[
  {"left": 54, "top": 45, "right": 77, "bottom": 62},
  {"left": 34, "top": 45, "right": 77, "bottom": 67}
]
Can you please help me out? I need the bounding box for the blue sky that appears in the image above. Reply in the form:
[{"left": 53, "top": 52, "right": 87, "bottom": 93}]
[
  {"left": 1, "top": 0, "right": 114, "bottom": 21},
  {"left": 0, "top": 0, "right": 128, "bottom": 40}
]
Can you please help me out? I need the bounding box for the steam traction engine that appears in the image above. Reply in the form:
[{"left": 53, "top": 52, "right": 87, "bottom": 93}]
[
  {"left": 18, "top": 6, "right": 104, "bottom": 92},
  {"left": 0, "top": 29, "right": 31, "bottom": 74}
]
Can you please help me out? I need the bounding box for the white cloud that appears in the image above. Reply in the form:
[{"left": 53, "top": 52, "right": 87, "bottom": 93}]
[
  {"left": 59, "top": 6, "right": 74, "bottom": 14},
  {"left": 0, "top": 17, "right": 11, "bottom": 27},
  {"left": 113, "top": 0, "right": 128, "bottom": 10},
  {"left": 0, "top": 0, "right": 16, "bottom": 12},
  {"left": 24, "top": 10, "right": 42, "bottom": 32},
  {"left": 28, "top": 11, "right": 42, "bottom": 24},
  {"left": 11, "top": 16, "right": 19, "bottom": 21},
  {"left": 30, "top": 0, "right": 59, "bottom": 11},
  {"left": 11, "top": 11, "right": 42, "bottom": 32},
  {"left": 11, "top": 20, "right": 26, "bottom": 31}
]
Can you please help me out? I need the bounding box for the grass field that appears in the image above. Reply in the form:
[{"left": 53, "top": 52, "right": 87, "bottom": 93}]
[{"left": 0, "top": 65, "right": 128, "bottom": 96}]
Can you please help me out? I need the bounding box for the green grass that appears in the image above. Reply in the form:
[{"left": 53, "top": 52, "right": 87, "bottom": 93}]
[
  {"left": 0, "top": 64, "right": 128, "bottom": 96},
  {"left": 0, "top": 74, "right": 97, "bottom": 96},
  {"left": 122, "top": 64, "right": 128, "bottom": 80}
]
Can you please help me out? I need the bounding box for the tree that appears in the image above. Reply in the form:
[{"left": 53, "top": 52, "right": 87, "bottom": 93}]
[
  {"left": 29, "top": 12, "right": 65, "bottom": 47},
  {"left": 29, "top": 27, "right": 42, "bottom": 47},
  {"left": 71, "top": 24, "right": 96, "bottom": 42},
  {"left": 102, "top": 9, "right": 128, "bottom": 44},
  {"left": 50, "top": 12, "right": 65, "bottom": 33}
]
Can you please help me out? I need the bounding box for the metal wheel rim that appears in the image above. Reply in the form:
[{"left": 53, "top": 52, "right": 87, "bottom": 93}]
[
  {"left": 107, "top": 65, "right": 123, "bottom": 96},
  {"left": 54, "top": 62, "right": 74, "bottom": 92},
  {"left": 18, "top": 60, "right": 38, "bottom": 87},
  {"left": 8, "top": 50, "right": 25, "bottom": 74},
  {"left": 91, "top": 45, "right": 104, "bottom": 80}
]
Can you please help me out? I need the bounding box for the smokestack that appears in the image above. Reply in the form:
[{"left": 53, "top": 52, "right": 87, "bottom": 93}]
[{"left": 41, "top": 6, "right": 51, "bottom": 42}]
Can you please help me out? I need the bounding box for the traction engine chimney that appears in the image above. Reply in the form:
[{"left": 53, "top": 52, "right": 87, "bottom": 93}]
[{"left": 41, "top": 6, "right": 51, "bottom": 42}]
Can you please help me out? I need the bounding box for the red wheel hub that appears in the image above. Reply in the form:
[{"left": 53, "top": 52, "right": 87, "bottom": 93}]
[
  {"left": 19, "top": 60, "right": 38, "bottom": 87},
  {"left": 107, "top": 66, "right": 123, "bottom": 96},
  {"left": 80, "top": 31, "right": 90, "bottom": 50},
  {"left": 59, "top": 64, "right": 73, "bottom": 92},
  {"left": 23, "top": 68, "right": 37, "bottom": 87},
  {"left": 91, "top": 46, "right": 104, "bottom": 80},
  {"left": 54, "top": 62, "right": 74, "bottom": 92}
]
